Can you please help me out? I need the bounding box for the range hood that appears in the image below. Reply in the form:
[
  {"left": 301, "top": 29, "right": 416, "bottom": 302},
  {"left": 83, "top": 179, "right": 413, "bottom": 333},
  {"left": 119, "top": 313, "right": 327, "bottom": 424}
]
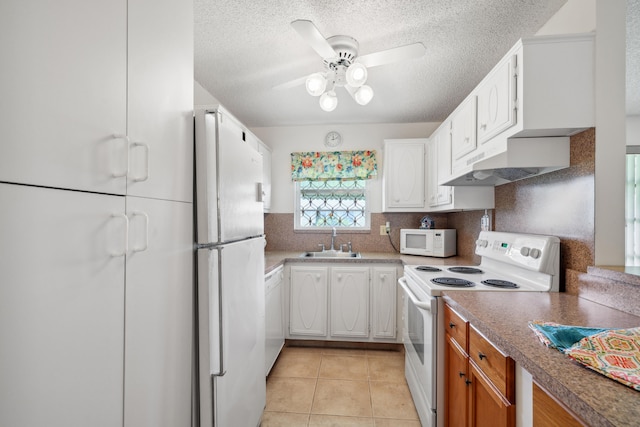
[{"left": 442, "top": 137, "right": 570, "bottom": 186}]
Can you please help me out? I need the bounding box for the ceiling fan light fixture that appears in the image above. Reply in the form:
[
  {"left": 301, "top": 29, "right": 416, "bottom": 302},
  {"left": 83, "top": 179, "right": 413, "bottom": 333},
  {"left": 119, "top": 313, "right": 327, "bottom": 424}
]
[
  {"left": 345, "top": 62, "right": 367, "bottom": 87},
  {"left": 319, "top": 91, "right": 338, "bottom": 111},
  {"left": 306, "top": 72, "right": 327, "bottom": 96},
  {"left": 353, "top": 85, "right": 374, "bottom": 105}
]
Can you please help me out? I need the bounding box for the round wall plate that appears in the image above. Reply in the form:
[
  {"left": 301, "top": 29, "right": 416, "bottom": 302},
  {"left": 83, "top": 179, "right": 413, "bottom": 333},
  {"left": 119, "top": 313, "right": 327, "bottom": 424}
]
[{"left": 325, "top": 131, "right": 342, "bottom": 147}]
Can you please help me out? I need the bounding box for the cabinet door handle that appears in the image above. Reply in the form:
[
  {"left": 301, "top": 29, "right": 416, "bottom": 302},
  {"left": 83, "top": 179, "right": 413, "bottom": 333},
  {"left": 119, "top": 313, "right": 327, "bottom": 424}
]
[
  {"left": 449, "top": 322, "right": 456, "bottom": 329},
  {"left": 478, "top": 352, "right": 486, "bottom": 360},
  {"left": 110, "top": 213, "right": 129, "bottom": 257},
  {"left": 111, "top": 134, "right": 129, "bottom": 178},
  {"left": 465, "top": 379, "right": 472, "bottom": 385},
  {"left": 459, "top": 371, "right": 465, "bottom": 378},
  {"left": 131, "top": 211, "right": 149, "bottom": 252},
  {"left": 131, "top": 141, "right": 150, "bottom": 182}
]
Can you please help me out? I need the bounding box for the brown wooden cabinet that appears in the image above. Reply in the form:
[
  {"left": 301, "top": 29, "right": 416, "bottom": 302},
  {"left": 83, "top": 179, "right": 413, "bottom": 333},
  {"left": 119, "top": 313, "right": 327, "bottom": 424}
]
[
  {"left": 533, "top": 382, "right": 586, "bottom": 427},
  {"left": 444, "top": 304, "right": 515, "bottom": 427}
]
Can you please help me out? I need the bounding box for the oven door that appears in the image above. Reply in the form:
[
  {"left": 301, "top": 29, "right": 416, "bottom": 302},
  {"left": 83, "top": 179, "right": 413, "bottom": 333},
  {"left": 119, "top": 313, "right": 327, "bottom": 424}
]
[{"left": 399, "top": 276, "right": 437, "bottom": 427}]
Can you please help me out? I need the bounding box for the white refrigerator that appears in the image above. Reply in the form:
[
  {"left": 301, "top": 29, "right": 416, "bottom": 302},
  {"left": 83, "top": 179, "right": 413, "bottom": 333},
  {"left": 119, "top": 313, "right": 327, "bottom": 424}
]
[{"left": 195, "top": 108, "right": 266, "bottom": 427}]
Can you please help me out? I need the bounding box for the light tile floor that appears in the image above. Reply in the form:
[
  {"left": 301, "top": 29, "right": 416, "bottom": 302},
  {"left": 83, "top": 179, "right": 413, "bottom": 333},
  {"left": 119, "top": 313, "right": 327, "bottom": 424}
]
[{"left": 262, "top": 345, "right": 421, "bottom": 426}]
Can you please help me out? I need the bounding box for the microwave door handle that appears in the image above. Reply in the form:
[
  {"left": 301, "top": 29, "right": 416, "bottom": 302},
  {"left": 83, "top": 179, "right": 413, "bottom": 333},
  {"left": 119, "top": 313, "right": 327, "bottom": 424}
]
[{"left": 398, "top": 277, "right": 435, "bottom": 313}]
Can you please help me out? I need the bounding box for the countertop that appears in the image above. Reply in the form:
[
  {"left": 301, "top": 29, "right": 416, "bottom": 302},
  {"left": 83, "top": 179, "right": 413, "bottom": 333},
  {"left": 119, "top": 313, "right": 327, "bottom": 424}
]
[
  {"left": 264, "top": 251, "right": 475, "bottom": 274},
  {"left": 442, "top": 291, "right": 640, "bottom": 427}
]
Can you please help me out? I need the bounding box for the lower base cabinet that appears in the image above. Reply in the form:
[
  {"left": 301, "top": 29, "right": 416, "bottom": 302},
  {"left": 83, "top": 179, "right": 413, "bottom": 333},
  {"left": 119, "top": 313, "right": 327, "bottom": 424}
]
[
  {"left": 287, "top": 263, "right": 399, "bottom": 343},
  {"left": 444, "top": 304, "right": 515, "bottom": 427},
  {"left": 533, "top": 382, "right": 586, "bottom": 427}
]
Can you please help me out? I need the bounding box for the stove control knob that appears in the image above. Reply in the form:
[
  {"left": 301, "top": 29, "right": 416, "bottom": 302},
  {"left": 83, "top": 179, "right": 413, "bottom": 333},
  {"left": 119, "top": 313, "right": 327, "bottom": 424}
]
[
  {"left": 530, "top": 248, "right": 542, "bottom": 259},
  {"left": 476, "top": 239, "right": 488, "bottom": 248},
  {"left": 520, "top": 247, "right": 530, "bottom": 257}
]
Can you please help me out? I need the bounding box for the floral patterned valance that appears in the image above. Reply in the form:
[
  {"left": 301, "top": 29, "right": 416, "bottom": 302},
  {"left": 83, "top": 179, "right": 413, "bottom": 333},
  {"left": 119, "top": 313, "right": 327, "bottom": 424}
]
[{"left": 291, "top": 150, "right": 377, "bottom": 181}]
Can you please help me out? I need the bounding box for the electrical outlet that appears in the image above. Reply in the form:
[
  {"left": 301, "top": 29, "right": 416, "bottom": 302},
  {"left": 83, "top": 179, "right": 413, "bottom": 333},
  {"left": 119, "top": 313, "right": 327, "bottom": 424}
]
[
  {"left": 385, "top": 221, "right": 391, "bottom": 233},
  {"left": 380, "top": 225, "right": 387, "bottom": 235}
]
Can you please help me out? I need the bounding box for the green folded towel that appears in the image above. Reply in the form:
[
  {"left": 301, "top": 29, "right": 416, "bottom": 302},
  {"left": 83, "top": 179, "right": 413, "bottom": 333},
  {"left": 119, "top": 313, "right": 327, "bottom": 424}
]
[{"left": 528, "top": 321, "right": 611, "bottom": 351}]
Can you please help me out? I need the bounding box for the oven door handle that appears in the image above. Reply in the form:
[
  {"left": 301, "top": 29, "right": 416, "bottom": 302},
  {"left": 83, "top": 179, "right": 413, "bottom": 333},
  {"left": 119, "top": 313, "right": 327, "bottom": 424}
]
[{"left": 398, "top": 277, "right": 437, "bottom": 313}]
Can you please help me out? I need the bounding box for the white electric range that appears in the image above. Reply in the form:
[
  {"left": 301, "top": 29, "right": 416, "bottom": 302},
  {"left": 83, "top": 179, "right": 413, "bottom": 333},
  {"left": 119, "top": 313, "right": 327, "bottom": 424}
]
[{"left": 398, "top": 231, "right": 560, "bottom": 427}]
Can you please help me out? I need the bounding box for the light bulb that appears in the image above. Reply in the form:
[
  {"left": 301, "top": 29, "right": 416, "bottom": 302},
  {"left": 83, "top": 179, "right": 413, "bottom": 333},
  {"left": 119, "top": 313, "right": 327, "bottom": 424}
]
[
  {"left": 346, "top": 63, "right": 368, "bottom": 87},
  {"left": 319, "top": 91, "right": 338, "bottom": 111},
  {"left": 353, "top": 85, "right": 374, "bottom": 105},
  {"left": 306, "top": 73, "right": 327, "bottom": 96}
]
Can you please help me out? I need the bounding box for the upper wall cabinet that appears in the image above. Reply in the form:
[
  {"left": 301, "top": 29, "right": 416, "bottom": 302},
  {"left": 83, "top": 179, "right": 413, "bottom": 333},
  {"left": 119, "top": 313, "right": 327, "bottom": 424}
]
[
  {"left": 382, "top": 139, "right": 427, "bottom": 212},
  {"left": 449, "top": 34, "right": 594, "bottom": 184},
  {"left": 257, "top": 142, "right": 272, "bottom": 213},
  {"left": 0, "top": 0, "right": 193, "bottom": 203}
]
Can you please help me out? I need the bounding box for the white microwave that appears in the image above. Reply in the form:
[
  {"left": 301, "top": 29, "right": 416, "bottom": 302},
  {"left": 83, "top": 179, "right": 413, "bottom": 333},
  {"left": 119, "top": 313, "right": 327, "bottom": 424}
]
[{"left": 400, "top": 229, "right": 456, "bottom": 257}]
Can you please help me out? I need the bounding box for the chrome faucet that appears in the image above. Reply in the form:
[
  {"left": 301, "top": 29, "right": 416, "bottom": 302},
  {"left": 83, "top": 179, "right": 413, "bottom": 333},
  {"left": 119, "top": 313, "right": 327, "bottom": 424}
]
[{"left": 330, "top": 227, "right": 337, "bottom": 251}]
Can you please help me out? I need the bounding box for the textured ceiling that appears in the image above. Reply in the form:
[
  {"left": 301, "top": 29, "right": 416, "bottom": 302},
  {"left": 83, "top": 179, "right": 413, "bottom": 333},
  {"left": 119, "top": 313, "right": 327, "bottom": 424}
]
[{"left": 194, "top": 0, "right": 573, "bottom": 127}]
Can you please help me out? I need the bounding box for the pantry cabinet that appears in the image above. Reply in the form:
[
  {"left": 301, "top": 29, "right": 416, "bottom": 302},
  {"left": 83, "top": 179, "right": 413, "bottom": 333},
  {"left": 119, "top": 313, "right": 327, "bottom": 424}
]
[
  {"left": 0, "top": 0, "right": 194, "bottom": 426},
  {"left": 382, "top": 139, "right": 427, "bottom": 211},
  {"left": 287, "top": 263, "right": 400, "bottom": 342},
  {"left": 444, "top": 304, "right": 515, "bottom": 427}
]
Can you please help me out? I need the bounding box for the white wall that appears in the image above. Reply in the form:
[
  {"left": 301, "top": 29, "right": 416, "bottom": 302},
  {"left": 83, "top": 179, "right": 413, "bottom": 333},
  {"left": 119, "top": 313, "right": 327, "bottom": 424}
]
[
  {"left": 629, "top": 115, "right": 640, "bottom": 146},
  {"left": 194, "top": 80, "right": 219, "bottom": 106},
  {"left": 251, "top": 123, "right": 439, "bottom": 213},
  {"left": 537, "top": 0, "right": 626, "bottom": 266}
]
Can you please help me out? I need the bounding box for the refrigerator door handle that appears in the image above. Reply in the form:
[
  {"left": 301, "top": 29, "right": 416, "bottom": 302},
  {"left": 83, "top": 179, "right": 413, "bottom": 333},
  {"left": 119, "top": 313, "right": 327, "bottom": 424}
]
[{"left": 211, "top": 249, "right": 226, "bottom": 377}]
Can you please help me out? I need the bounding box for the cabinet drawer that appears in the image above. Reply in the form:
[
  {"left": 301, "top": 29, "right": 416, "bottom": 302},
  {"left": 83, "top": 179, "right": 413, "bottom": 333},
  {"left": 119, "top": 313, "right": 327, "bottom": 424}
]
[
  {"left": 444, "top": 305, "right": 468, "bottom": 350},
  {"left": 469, "top": 325, "right": 515, "bottom": 402}
]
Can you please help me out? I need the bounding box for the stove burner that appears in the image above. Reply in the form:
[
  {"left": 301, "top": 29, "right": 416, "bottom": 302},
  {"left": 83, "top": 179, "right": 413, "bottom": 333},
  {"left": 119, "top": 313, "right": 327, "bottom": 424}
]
[
  {"left": 481, "top": 279, "right": 519, "bottom": 289},
  {"left": 416, "top": 266, "right": 442, "bottom": 272},
  {"left": 431, "top": 277, "right": 476, "bottom": 287},
  {"left": 448, "top": 266, "right": 483, "bottom": 274}
]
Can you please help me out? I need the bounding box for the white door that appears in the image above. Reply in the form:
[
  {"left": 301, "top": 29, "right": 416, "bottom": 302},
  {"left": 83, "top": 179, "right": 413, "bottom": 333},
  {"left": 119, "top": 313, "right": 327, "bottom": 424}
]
[
  {"left": 451, "top": 97, "right": 478, "bottom": 162},
  {"left": 0, "top": 183, "right": 125, "bottom": 427},
  {"left": 127, "top": 0, "right": 193, "bottom": 202},
  {"left": 290, "top": 266, "right": 328, "bottom": 336},
  {"left": 123, "top": 196, "right": 193, "bottom": 427},
  {"left": 0, "top": 0, "right": 127, "bottom": 194},
  {"left": 372, "top": 267, "right": 397, "bottom": 339},
  {"left": 330, "top": 267, "right": 369, "bottom": 338},
  {"left": 477, "top": 55, "right": 517, "bottom": 144}
]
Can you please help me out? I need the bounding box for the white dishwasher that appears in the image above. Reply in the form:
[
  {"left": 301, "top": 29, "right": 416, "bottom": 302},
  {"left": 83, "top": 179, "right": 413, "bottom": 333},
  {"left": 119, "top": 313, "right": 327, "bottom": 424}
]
[{"left": 265, "top": 265, "right": 285, "bottom": 375}]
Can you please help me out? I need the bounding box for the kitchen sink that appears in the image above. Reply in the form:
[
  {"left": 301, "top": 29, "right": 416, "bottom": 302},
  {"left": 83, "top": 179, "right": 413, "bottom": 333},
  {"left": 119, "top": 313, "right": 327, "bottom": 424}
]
[{"left": 299, "top": 251, "right": 362, "bottom": 259}]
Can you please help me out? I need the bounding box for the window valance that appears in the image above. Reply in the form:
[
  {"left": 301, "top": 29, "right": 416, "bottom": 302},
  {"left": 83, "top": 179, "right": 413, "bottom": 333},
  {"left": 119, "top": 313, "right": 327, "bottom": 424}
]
[{"left": 291, "top": 150, "right": 377, "bottom": 181}]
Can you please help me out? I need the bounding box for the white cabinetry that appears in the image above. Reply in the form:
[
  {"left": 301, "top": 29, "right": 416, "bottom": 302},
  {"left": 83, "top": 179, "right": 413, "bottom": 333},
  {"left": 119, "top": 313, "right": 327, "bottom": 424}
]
[
  {"left": 265, "top": 266, "right": 285, "bottom": 375},
  {"left": 330, "top": 267, "right": 370, "bottom": 338},
  {"left": 0, "top": 0, "right": 193, "bottom": 425},
  {"left": 382, "top": 139, "right": 427, "bottom": 211},
  {"left": 451, "top": 97, "right": 478, "bottom": 171},
  {"left": 371, "top": 267, "right": 397, "bottom": 339},
  {"left": 476, "top": 55, "right": 517, "bottom": 144},
  {"left": 0, "top": 184, "right": 125, "bottom": 427},
  {"left": 289, "top": 266, "right": 329, "bottom": 336},
  {"left": 257, "top": 141, "right": 272, "bottom": 212},
  {"left": 288, "top": 263, "right": 400, "bottom": 343}
]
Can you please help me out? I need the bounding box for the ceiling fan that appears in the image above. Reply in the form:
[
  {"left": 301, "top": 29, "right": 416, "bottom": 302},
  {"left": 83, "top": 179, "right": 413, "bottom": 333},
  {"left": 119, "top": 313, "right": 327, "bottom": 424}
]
[{"left": 275, "top": 20, "right": 426, "bottom": 112}]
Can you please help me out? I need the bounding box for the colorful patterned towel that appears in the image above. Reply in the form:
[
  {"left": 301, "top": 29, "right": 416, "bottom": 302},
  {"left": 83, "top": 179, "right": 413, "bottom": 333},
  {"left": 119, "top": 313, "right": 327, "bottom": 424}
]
[
  {"left": 529, "top": 321, "right": 640, "bottom": 391},
  {"left": 565, "top": 327, "right": 640, "bottom": 392}
]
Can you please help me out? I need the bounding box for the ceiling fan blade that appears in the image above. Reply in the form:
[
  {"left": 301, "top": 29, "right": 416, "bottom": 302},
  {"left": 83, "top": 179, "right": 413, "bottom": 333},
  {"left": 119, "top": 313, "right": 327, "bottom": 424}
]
[
  {"left": 291, "top": 19, "right": 337, "bottom": 59},
  {"left": 272, "top": 75, "right": 308, "bottom": 91},
  {"left": 357, "top": 42, "right": 426, "bottom": 68}
]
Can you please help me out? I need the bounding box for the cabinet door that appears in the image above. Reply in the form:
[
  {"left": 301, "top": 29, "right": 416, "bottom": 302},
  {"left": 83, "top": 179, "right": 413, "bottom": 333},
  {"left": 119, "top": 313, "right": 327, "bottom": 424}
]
[
  {"left": 124, "top": 196, "right": 193, "bottom": 427},
  {"left": 451, "top": 97, "right": 477, "bottom": 162},
  {"left": 468, "top": 361, "right": 515, "bottom": 427},
  {"left": 445, "top": 335, "right": 469, "bottom": 427},
  {"left": 265, "top": 267, "right": 285, "bottom": 375},
  {"left": 330, "top": 267, "right": 369, "bottom": 338},
  {"left": 533, "top": 382, "right": 586, "bottom": 427},
  {"left": 371, "top": 267, "right": 397, "bottom": 339},
  {"left": 426, "top": 138, "right": 439, "bottom": 207},
  {"left": 258, "top": 142, "right": 272, "bottom": 212},
  {"left": 477, "top": 55, "right": 517, "bottom": 144},
  {"left": 290, "top": 266, "right": 328, "bottom": 336},
  {"left": 0, "top": 183, "right": 125, "bottom": 427},
  {"left": 383, "top": 139, "right": 427, "bottom": 210},
  {"left": 0, "top": 0, "right": 127, "bottom": 194},
  {"left": 127, "top": 0, "right": 193, "bottom": 202}
]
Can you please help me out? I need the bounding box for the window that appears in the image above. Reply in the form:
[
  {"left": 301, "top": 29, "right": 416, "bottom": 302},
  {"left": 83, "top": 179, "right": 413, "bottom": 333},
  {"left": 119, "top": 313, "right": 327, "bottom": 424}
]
[
  {"left": 626, "top": 153, "right": 640, "bottom": 265},
  {"left": 295, "top": 180, "right": 370, "bottom": 230}
]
